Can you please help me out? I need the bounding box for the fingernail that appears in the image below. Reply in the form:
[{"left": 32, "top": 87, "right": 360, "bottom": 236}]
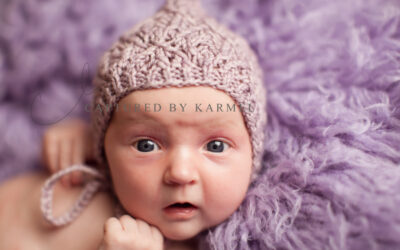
[{"left": 62, "top": 177, "right": 70, "bottom": 187}]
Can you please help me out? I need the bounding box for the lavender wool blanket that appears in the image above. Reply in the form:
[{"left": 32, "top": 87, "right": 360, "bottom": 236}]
[{"left": 1, "top": 0, "right": 399, "bottom": 249}]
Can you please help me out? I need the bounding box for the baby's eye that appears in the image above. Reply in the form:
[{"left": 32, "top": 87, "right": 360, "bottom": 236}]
[
  {"left": 133, "top": 139, "right": 160, "bottom": 152},
  {"left": 205, "top": 140, "right": 230, "bottom": 153}
]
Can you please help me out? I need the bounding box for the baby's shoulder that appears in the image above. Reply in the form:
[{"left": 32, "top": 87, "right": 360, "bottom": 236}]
[{"left": 0, "top": 171, "right": 115, "bottom": 250}]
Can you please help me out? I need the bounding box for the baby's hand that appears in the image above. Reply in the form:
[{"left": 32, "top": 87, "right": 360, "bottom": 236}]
[
  {"left": 100, "top": 215, "right": 164, "bottom": 250},
  {"left": 41, "top": 118, "right": 94, "bottom": 186}
]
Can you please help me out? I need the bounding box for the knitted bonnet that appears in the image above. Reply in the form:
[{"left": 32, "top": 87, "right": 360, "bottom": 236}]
[{"left": 91, "top": 0, "right": 267, "bottom": 180}]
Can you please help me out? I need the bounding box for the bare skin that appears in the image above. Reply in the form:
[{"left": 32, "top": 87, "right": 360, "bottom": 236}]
[{"left": 0, "top": 171, "right": 115, "bottom": 250}]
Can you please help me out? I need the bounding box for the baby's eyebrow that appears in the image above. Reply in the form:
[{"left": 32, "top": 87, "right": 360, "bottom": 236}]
[
  {"left": 121, "top": 112, "right": 238, "bottom": 129},
  {"left": 123, "top": 115, "right": 157, "bottom": 124}
]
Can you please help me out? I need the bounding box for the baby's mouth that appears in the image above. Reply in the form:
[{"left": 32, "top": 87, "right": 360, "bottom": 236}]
[
  {"left": 163, "top": 202, "right": 199, "bottom": 219},
  {"left": 166, "top": 202, "right": 197, "bottom": 209}
]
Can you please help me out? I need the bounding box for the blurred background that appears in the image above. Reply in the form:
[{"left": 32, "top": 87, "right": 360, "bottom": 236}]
[{"left": 1, "top": 0, "right": 400, "bottom": 248}]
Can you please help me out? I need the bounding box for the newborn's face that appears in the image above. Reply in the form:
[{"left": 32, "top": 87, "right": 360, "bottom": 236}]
[{"left": 104, "top": 86, "right": 252, "bottom": 241}]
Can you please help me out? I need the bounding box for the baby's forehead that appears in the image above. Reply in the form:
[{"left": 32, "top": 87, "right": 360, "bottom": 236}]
[{"left": 120, "top": 86, "right": 236, "bottom": 105}]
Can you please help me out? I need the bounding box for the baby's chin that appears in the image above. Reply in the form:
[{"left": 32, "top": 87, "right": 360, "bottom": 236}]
[{"left": 160, "top": 223, "right": 205, "bottom": 241}]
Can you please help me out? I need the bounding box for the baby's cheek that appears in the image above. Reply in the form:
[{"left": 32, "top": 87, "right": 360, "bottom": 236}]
[
  {"left": 202, "top": 174, "right": 250, "bottom": 226},
  {"left": 113, "top": 173, "right": 154, "bottom": 213}
]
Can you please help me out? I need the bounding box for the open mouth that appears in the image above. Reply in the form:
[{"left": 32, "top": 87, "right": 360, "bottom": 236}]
[
  {"left": 164, "top": 202, "right": 198, "bottom": 219},
  {"left": 167, "top": 202, "right": 197, "bottom": 209}
]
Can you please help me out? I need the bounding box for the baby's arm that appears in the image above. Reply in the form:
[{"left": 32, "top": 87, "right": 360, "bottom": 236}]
[
  {"left": 99, "top": 215, "right": 164, "bottom": 250},
  {"left": 41, "top": 118, "right": 94, "bottom": 186}
]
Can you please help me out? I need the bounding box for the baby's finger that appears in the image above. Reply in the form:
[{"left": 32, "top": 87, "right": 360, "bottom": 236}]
[
  {"left": 119, "top": 215, "right": 139, "bottom": 234},
  {"left": 42, "top": 132, "right": 58, "bottom": 173},
  {"left": 104, "top": 217, "right": 123, "bottom": 235},
  {"left": 59, "top": 139, "right": 72, "bottom": 186},
  {"left": 71, "top": 138, "right": 84, "bottom": 185},
  {"left": 84, "top": 130, "right": 95, "bottom": 160},
  {"left": 135, "top": 219, "right": 152, "bottom": 236},
  {"left": 150, "top": 226, "right": 164, "bottom": 243}
]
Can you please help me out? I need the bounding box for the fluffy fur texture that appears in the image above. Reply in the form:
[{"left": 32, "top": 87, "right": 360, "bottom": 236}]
[{"left": 1, "top": 0, "right": 400, "bottom": 249}]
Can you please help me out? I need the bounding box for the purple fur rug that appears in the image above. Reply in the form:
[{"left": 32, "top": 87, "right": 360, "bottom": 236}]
[{"left": 1, "top": 0, "right": 399, "bottom": 249}]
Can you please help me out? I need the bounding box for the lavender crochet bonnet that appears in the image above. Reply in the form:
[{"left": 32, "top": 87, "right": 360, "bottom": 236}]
[{"left": 91, "top": 0, "right": 267, "bottom": 180}]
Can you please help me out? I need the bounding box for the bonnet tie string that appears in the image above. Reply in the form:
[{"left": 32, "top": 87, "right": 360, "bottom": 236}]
[{"left": 40, "top": 164, "right": 105, "bottom": 226}]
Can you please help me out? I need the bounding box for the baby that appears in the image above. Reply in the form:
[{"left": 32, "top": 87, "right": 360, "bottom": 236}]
[{"left": 0, "top": 0, "right": 267, "bottom": 249}]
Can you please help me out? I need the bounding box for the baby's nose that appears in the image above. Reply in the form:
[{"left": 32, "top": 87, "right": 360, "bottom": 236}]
[{"left": 163, "top": 146, "right": 199, "bottom": 186}]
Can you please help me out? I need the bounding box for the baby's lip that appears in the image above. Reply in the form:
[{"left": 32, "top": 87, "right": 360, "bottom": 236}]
[
  {"left": 164, "top": 201, "right": 198, "bottom": 209},
  {"left": 163, "top": 202, "right": 199, "bottom": 220}
]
